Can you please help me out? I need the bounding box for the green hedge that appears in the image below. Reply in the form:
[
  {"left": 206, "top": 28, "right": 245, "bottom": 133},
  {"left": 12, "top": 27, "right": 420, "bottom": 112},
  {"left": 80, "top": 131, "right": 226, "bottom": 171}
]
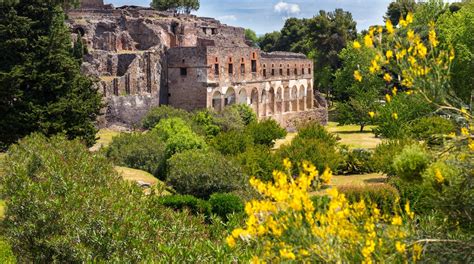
[
  {"left": 156, "top": 195, "right": 211, "bottom": 216},
  {"left": 209, "top": 193, "right": 244, "bottom": 221},
  {"left": 338, "top": 184, "right": 399, "bottom": 214}
]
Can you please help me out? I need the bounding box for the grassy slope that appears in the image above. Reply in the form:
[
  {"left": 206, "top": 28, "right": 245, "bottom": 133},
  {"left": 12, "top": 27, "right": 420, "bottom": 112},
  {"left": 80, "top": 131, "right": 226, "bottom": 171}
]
[
  {"left": 326, "top": 122, "right": 381, "bottom": 149},
  {"left": 90, "top": 129, "right": 122, "bottom": 151}
]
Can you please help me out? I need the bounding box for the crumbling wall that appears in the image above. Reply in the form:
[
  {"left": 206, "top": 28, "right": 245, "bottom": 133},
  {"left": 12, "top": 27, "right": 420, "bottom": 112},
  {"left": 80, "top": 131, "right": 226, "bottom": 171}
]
[{"left": 80, "top": 0, "right": 104, "bottom": 9}]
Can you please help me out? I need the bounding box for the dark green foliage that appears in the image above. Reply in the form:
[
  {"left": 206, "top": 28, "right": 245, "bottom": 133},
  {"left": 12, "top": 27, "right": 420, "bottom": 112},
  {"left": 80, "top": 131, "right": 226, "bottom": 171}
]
[
  {"left": 338, "top": 184, "right": 400, "bottom": 214},
  {"left": 409, "top": 116, "right": 456, "bottom": 140},
  {"left": 105, "top": 132, "right": 166, "bottom": 177},
  {"left": 278, "top": 137, "right": 343, "bottom": 175},
  {"left": 211, "top": 130, "right": 253, "bottom": 155},
  {"left": 142, "top": 105, "right": 192, "bottom": 130},
  {"left": 0, "top": 2, "right": 102, "bottom": 149},
  {"left": 339, "top": 147, "right": 375, "bottom": 175},
  {"left": 213, "top": 107, "right": 246, "bottom": 132},
  {"left": 153, "top": 117, "right": 207, "bottom": 157},
  {"left": 193, "top": 109, "right": 221, "bottom": 137},
  {"left": 193, "top": 107, "right": 246, "bottom": 138},
  {"left": 245, "top": 119, "right": 286, "bottom": 147},
  {"left": 385, "top": 0, "right": 417, "bottom": 26},
  {"left": 235, "top": 145, "right": 282, "bottom": 182},
  {"left": 310, "top": 195, "right": 331, "bottom": 213},
  {"left": 392, "top": 144, "right": 431, "bottom": 182},
  {"left": 296, "top": 122, "right": 338, "bottom": 146},
  {"left": 155, "top": 194, "right": 211, "bottom": 216},
  {"left": 390, "top": 177, "right": 435, "bottom": 214},
  {"left": 209, "top": 193, "right": 244, "bottom": 221},
  {"left": 166, "top": 149, "right": 245, "bottom": 199},
  {"left": 230, "top": 104, "right": 257, "bottom": 126},
  {"left": 372, "top": 139, "right": 414, "bottom": 176},
  {"left": 151, "top": 0, "right": 200, "bottom": 14},
  {"left": 0, "top": 238, "right": 16, "bottom": 264},
  {"left": 244, "top": 29, "right": 258, "bottom": 47},
  {"left": 257, "top": 31, "right": 281, "bottom": 52},
  {"left": 373, "top": 93, "right": 435, "bottom": 139}
]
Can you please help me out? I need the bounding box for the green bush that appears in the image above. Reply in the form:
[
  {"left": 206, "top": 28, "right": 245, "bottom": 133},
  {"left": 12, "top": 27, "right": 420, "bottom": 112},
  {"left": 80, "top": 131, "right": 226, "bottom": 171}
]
[
  {"left": 106, "top": 132, "right": 166, "bottom": 177},
  {"left": 210, "top": 130, "right": 253, "bottom": 155},
  {"left": 153, "top": 118, "right": 207, "bottom": 157},
  {"left": 209, "top": 193, "right": 244, "bottom": 220},
  {"left": 278, "top": 137, "right": 343, "bottom": 174},
  {"left": 235, "top": 145, "right": 282, "bottom": 181},
  {"left": 338, "top": 147, "right": 375, "bottom": 175},
  {"left": 393, "top": 144, "right": 431, "bottom": 182},
  {"left": 142, "top": 105, "right": 192, "bottom": 130},
  {"left": 0, "top": 238, "right": 16, "bottom": 264},
  {"left": 245, "top": 119, "right": 287, "bottom": 147},
  {"left": 409, "top": 116, "right": 456, "bottom": 140},
  {"left": 193, "top": 109, "right": 221, "bottom": 137},
  {"left": 296, "top": 122, "right": 338, "bottom": 146},
  {"left": 229, "top": 104, "right": 257, "bottom": 125},
  {"left": 167, "top": 149, "right": 245, "bottom": 199},
  {"left": 213, "top": 107, "right": 246, "bottom": 132},
  {"left": 372, "top": 139, "right": 414, "bottom": 176},
  {"left": 390, "top": 177, "right": 435, "bottom": 214},
  {"left": 155, "top": 194, "right": 211, "bottom": 216},
  {"left": 338, "top": 184, "right": 400, "bottom": 214}
]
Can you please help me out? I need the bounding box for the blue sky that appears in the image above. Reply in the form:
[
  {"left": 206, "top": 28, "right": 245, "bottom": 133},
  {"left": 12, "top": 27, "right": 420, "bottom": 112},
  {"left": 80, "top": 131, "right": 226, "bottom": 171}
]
[{"left": 106, "top": 0, "right": 454, "bottom": 35}]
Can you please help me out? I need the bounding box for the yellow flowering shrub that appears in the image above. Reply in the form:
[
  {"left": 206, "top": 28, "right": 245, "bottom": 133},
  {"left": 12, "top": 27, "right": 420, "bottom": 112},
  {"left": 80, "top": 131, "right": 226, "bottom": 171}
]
[{"left": 227, "top": 160, "right": 420, "bottom": 263}]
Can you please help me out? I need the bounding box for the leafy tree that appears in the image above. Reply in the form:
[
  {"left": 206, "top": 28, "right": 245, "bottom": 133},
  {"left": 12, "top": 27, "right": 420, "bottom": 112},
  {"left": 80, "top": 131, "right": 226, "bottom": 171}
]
[
  {"left": 257, "top": 31, "right": 281, "bottom": 52},
  {"left": 275, "top": 18, "right": 310, "bottom": 54},
  {"left": 151, "top": 0, "right": 200, "bottom": 14},
  {"left": 244, "top": 28, "right": 258, "bottom": 47},
  {"left": 385, "top": 0, "right": 417, "bottom": 26},
  {"left": 0, "top": 1, "right": 102, "bottom": 149},
  {"left": 245, "top": 119, "right": 286, "bottom": 147}
]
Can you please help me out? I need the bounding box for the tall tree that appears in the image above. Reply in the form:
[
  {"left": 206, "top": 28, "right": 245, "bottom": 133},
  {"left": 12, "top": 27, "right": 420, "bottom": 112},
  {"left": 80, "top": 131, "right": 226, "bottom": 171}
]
[
  {"left": 151, "top": 0, "right": 200, "bottom": 14},
  {"left": 244, "top": 28, "right": 258, "bottom": 47},
  {"left": 275, "top": 18, "right": 311, "bottom": 54},
  {"left": 385, "top": 0, "right": 417, "bottom": 26},
  {"left": 0, "top": 0, "right": 102, "bottom": 149},
  {"left": 257, "top": 31, "right": 281, "bottom": 52}
]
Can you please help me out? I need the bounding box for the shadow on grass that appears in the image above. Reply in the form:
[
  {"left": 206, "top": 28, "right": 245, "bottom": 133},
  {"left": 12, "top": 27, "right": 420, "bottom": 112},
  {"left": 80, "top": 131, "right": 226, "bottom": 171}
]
[{"left": 363, "top": 178, "right": 387, "bottom": 184}]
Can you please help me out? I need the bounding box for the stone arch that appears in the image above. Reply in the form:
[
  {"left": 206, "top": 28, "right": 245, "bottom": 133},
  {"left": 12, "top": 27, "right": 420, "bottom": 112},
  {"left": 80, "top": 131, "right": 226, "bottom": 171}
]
[
  {"left": 306, "top": 83, "right": 314, "bottom": 109},
  {"left": 276, "top": 87, "right": 283, "bottom": 114},
  {"left": 267, "top": 87, "right": 275, "bottom": 116},
  {"left": 237, "top": 88, "right": 247, "bottom": 104},
  {"left": 284, "top": 86, "right": 291, "bottom": 112},
  {"left": 250, "top": 88, "right": 259, "bottom": 114},
  {"left": 261, "top": 89, "right": 268, "bottom": 116},
  {"left": 299, "top": 85, "right": 306, "bottom": 111},
  {"left": 212, "top": 90, "right": 223, "bottom": 111},
  {"left": 74, "top": 26, "right": 85, "bottom": 36},
  {"left": 291, "top": 86, "right": 298, "bottom": 112},
  {"left": 224, "top": 87, "right": 236, "bottom": 106}
]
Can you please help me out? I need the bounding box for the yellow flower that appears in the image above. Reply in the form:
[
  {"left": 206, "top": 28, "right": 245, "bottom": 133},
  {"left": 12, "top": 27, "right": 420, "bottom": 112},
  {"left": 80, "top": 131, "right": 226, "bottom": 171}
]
[
  {"left": 461, "top": 127, "right": 470, "bottom": 136},
  {"left": 320, "top": 168, "right": 332, "bottom": 184},
  {"left": 450, "top": 48, "right": 455, "bottom": 61},
  {"left": 395, "top": 241, "right": 406, "bottom": 254},
  {"left": 404, "top": 201, "right": 415, "bottom": 220},
  {"left": 369, "top": 60, "right": 380, "bottom": 73},
  {"left": 386, "top": 50, "right": 394, "bottom": 60},
  {"left": 383, "top": 73, "right": 393, "bottom": 82},
  {"left": 386, "top": 20, "right": 394, "bottom": 34},
  {"left": 413, "top": 243, "right": 423, "bottom": 261},
  {"left": 353, "top": 41, "right": 362, "bottom": 49},
  {"left": 406, "top": 12, "right": 414, "bottom": 24},
  {"left": 399, "top": 18, "right": 408, "bottom": 27},
  {"left": 385, "top": 94, "right": 392, "bottom": 103},
  {"left": 299, "top": 249, "right": 310, "bottom": 256},
  {"left": 368, "top": 111, "right": 375, "bottom": 118},
  {"left": 354, "top": 70, "right": 363, "bottom": 82},
  {"left": 377, "top": 26, "right": 383, "bottom": 34},
  {"left": 448, "top": 132, "right": 456, "bottom": 137},
  {"left": 226, "top": 236, "right": 236, "bottom": 248},
  {"left": 429, "top": 29, "right": 439, "bottom": 47},
  {"left": 392, "top": 87, "right": 398, "bottom": 96},
  {"left": 251, "top": 256, "right": 261, "bottom": 264},
  {"left": 391, "top": 215, "right": 402, "bottom": 226},
  {"left": 435, "top": 169, "right": 444, "bottom": 184},
  {"left": 279, "top": 248, "right": 296, "bottom": 260},
  {"left": 407, "top": 30, "right": 415, "bottom": 42},
  {"left": 416, "top": 42, "right": 428, "bottom": 58},
  {"left": 392, "top": 113, "right": 399, "bottom": 120},
  {"left": 468, "top": 140, "right": 474, "bottom": 152},
  {"left": 364, "top": 35, "right": 374, "bottom": 48},
  {"left": 283, "top": 158, "right": 292, "bottom": 170},
  {"left": 460, "top": 108, "right": 468, "bottom": 115}
]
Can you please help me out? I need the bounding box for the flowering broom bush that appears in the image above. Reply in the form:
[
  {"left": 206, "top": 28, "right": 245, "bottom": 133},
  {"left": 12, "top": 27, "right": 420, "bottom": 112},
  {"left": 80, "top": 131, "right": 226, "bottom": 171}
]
[{"left": 226, "top": 159, "right": 420, "bottom": 263}]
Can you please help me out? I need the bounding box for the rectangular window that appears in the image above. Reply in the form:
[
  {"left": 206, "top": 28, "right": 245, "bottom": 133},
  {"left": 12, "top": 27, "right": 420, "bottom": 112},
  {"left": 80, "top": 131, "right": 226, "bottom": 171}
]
[
  {"left": 228, "top": 63, "right": 233, "bottom": 74},
  {"left": 279, "top": 69, "right": 283, "bottom": 75},
  {"left": 251, "top": 60, "right": 257, "bottom": 73},
  {"left": 302, "top": 68, "right": 305, "bottom": 75},
  {"left": 287, "top": 68, "right": 290, "bottom": 76},
  {"left": 214, "top": 64, "right": 219, "bottom": 75},
  {"left": 294, "top": 69, "right": 298, "bottom": 75},
  {"left": 308, "top": 68, "right": 311, "bottom": 74},
  {"left": 271, "top": 69, "right": 275, "bottom": 76},
  {"left": 263, "top": 69, "right": 266, "bottom": 77},
  {"left": 240, "top": 63, "right": 245, "bottom": 74},
  {"left": 180, "top": 68, "right": 187, "bottom": 76}
]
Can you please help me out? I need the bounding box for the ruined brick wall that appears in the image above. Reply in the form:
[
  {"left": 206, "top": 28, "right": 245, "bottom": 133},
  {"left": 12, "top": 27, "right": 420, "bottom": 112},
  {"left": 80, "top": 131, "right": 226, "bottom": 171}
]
[
  {"left": 166, "top": 47, "right": 209, "bottom": 111},
  {"left": 80, "top": 0, "right": 104, "bottom": 9}
]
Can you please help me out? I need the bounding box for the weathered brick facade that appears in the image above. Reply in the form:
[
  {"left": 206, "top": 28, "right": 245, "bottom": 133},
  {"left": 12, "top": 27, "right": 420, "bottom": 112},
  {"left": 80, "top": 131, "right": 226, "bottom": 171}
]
[{"left": 68, "top": 4, "right": 327, "bottom": 128}]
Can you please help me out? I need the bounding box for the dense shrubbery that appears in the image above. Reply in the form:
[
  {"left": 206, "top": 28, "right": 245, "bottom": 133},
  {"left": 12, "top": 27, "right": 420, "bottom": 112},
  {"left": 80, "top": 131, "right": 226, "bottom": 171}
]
[
  {"left": 209, "top": 193, "right": 244, "bottom": 221},
  {"left": 210, "top": 130, "right": 253, "bottom": 155},
  {"left": 166, "top": 149, "right": 245, "bottom": 199},
  {"left": 212, "top": 107, "right": 246, "bottom": 132},
  {"left": 409, "top": 116, "right": 456, "bottom": 140},
  {"left": 371, "top": 139, "right": 413, "bottom": 176},
  {"left": 229, "top": 104, "right": 257, "bottom": 125},
  {"left": 245, "top": 119, "right": 287, "bottom": 147},
  {"left": 296, "top": 122, "right": 338, "bottom": 145},
  {"left": 235, "top": 145, "right": 282, "bottom": 181},
  {"left": 393, "top": 144, "right": 431, "bottom": 182},
  {"left": 0, "top": 238, "right": 16, "bottom": 264},
  {"left": 154, "top": 118, "right": 207, "bottom": 157},
  {"left": 338, "top": 147, "right": 375, "bottom": 175},
  {"left": 338, "top": 184, "right": 399, "bottom": 214},
  {"left": 105, "top": 132, "right": 166, "bottom": 177},
  {"left": 155, "top": 194, "right": 211, "bottom": 216},
  {"left": 142, "top": 105, "right": 192, "bottom": 130}
]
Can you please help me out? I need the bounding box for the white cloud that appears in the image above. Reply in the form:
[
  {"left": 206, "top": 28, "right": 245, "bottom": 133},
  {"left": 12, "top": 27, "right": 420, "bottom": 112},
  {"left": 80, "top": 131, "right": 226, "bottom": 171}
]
[
  {"left": 217, "top": 15, "right": 237, "bottom": 21},
  {"left": 274, "top": 1, "right": 300, "bottom": 14}
]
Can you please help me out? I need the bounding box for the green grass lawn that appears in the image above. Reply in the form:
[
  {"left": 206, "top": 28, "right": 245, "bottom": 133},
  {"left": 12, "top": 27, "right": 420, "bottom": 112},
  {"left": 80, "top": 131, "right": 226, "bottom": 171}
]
[
  {"left": 90, "top": 129, "right": 122, "bottom": 151},
  {"left": 326, "top": 122, "right": 381, "bottom": 149},
  {"left": 115, "top": 166, "right": 171, "bottom": 195}
]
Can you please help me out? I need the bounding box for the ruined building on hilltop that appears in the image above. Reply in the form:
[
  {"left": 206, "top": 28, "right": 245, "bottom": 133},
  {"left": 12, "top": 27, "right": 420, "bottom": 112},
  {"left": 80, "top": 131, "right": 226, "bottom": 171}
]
[{"left": 69, "top": 1, "right": 328, "bottom": 129}]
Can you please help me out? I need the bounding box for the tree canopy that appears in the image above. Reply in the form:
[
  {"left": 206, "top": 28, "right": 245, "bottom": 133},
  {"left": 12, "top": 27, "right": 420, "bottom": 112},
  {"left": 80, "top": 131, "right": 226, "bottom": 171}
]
[{"left": 151, "top": 0, "right": 200, "bottom": 14}]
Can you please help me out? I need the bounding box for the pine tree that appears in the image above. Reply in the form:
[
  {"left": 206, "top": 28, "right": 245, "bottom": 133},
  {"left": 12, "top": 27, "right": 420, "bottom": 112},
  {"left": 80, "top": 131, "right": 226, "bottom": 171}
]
[{"left": 0, "top": 0, "right": 102, "bottom": 149}]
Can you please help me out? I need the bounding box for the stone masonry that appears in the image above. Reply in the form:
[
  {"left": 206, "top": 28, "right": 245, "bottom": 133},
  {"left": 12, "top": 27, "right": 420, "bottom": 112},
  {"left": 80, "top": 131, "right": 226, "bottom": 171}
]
[{"left": 69, "top": 1, "right": 328, "bottom": 128}]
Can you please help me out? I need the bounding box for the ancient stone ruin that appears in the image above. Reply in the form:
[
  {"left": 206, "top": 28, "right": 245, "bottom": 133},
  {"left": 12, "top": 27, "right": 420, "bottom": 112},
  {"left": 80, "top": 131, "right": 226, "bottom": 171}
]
[{"left": 68, "top": 1, "right": 328, "bottom": 129}]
